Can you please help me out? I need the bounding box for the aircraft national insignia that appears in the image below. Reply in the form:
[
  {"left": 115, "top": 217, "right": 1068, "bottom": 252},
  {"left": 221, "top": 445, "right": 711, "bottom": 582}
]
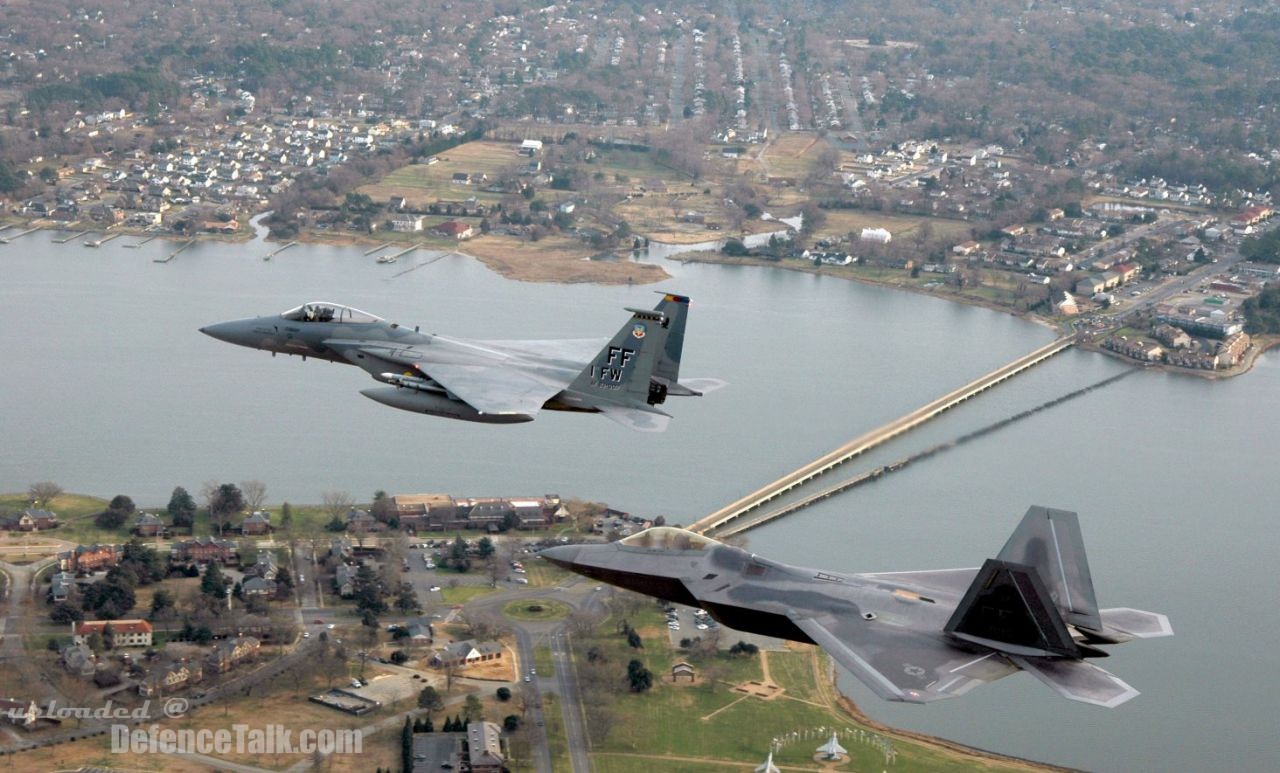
[{"left": 631, "top": 324, "right": 646, "bottom": 339}]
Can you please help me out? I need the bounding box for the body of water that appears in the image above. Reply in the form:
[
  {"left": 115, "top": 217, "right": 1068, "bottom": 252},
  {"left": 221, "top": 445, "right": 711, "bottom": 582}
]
[{"left": 1, "top": 229, "right": 1276, "bottom": 771}]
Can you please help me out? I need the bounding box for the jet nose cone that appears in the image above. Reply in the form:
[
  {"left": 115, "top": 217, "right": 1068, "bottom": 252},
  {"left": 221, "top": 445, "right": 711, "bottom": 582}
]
[
  {"left": 539, "top": 545, "right": 581, "bottom": 570},
  {"left": 200, "top": 319, "right": 254, "bottom": 346}
]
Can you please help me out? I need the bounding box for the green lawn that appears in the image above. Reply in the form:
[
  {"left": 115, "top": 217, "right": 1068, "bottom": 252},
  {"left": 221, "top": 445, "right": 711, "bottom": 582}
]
[
  {"left": 533, "top": 645, "right": 555, "bottom": 677},
  {"left": 574, "top": 603, "right": 1038, "bottom": 772},
  {"left": 503, "top": 599, "right": 569, "bottom": 622},
  {"left": 523, "top": 561, "right": 571, "bottom": 588},
  {"left": 439, "top": 584, "right": 499, "bottom": 605},
  {"left": 0, "top": 492, "right": 113, "bottom": 544},
  {"left": 541, "top": 692, "right": 572, "bottom": 771}
]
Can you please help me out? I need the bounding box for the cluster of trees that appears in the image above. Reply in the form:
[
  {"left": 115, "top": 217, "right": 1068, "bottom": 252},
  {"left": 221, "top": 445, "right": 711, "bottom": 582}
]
[
  {"left": 89, "top": 481, "right": 266, "bottom": 534},
  {"left": 619, "top": 619, "right": 643, "bottom": 650},
  {"left": 53, "top": 539, "right": 167, "bottom": 622},
  {"left": 94, "top": 494, "right": 136, "bottom": 529},
  {"left": 1242, "top": 283, "right": 1280, "bottom": 334},
  {"left": 626, "top": 658, "right": 654, "bottom": 692},
  {"left": 1241, "top": 230, "right": 1280, "bottom": 265},
  {"left": 25, "top": 67, "right": 180, "bottom": 113}
]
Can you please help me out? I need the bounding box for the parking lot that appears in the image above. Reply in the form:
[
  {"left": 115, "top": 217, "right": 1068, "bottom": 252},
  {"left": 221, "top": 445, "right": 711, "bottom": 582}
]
[{"left": 664, "top": 603, "right": 788, "bottom": 652}]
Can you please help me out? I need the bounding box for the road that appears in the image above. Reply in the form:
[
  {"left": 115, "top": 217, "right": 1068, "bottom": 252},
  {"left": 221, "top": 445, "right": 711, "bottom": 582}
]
[
  {"left": 0, "top": 557, "right": 73, "bottom": 708},
  {"left": 549, "top": 626, "right": 591, "bottom": 773},
  {"left": 468, "top": 575, "right": 604, "bottom": 773},
  {"left": 511, "top": 626, "right": 554, "bottom": 773},
  {"left": 1116, "top": 253, "right": 1245, "bottom": 320}
]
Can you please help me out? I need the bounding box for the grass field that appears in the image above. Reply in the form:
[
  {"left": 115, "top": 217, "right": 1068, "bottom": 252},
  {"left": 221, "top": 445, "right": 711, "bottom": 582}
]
[
  {"left": 523, "top": 561, "right": 570, "bottom": 588},
  {"left": 817, "top": 209, "right": 973, "bottom": 243},
  {"left": 576, "top": 603, "right": 1043, "bottom": 772},
  {"left": 533, "top": 645, "right": 556, "bottom": 677},
  {"left": 358, "top": 139, "right": 528, "bottom": 207},
  {"left": 439, "top": 584, "right": 500, "bottom": 605},
  {"left": 503, "top": 599, "right": 569, "bottom": 622},
  {"left": 461, "top": 232, "right": 668, "bottom": 284}
]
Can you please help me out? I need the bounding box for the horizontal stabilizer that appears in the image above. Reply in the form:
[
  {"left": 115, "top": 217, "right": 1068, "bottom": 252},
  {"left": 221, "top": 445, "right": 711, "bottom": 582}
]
[
  {"left": 1098, "top": 608, "right": 1174, "bottom": 640},
  {"left": 598, "top": 406, "right": 671, "bottom": 433},
  {"left": 669, "top": 377, "right": 728, "bottom": 396},
  {"left": 1011, "top": 656, "right": 1140, "bottom": 708}
]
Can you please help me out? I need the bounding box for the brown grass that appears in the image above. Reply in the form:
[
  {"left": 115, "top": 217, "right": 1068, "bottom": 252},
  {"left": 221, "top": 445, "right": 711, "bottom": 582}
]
[
  {"left": 460, "top": 234, "right": 668, "bottom": 285},
  {"left": 816, "top": 209, "right": 973, "bottom": 243}
]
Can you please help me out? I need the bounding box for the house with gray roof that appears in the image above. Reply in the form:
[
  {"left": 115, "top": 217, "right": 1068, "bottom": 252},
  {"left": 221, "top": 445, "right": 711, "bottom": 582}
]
[{"left": 429, "top": 639, "right": 504, "bottom": 669}]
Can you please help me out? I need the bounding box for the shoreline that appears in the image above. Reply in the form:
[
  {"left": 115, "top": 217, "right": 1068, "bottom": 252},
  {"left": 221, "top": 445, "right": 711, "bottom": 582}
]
[
  {"left": 674, "top": 251, "right": 1062, "bottom": 331},
  {"left": 25, "top": 217, "right": 1270, "bottom": 379},
  {"left": 832, "top": 694, "right": 1077, "bottom": 772},
  {"left": 677, "top": 251, "right": 1279, "bottom": 380},
  {"left": 1078, "top": 334, "right": 1280, "bottom": 380}
]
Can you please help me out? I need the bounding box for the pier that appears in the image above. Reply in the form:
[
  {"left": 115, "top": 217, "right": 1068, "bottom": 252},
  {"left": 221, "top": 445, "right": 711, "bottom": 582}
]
[
  {"left": 689, "top": 336, "right": 1075, "bottom": 536},
  {"left": 125, "top": 235, "right": 158, "bottom": 248},
  {"left": 0, "top": 227, "right": 40, "bottom": 244},
  {"left": 153, "top": 239, "right": 194, "bottom": 263},
  {"left": 364, "top": 242, "right": 391, "bottom": 256},
  {"left": 380, "top": 243, "right": 420, "bottom": 263},
  {"left": 84, "top": 232, "right": 122, "bottom": 247},
  {"left": 264, "top": 240, "right": 298, "bottom": 259},
  {"left": 54, "top": 230, "right": 90, "bottom": 244}
]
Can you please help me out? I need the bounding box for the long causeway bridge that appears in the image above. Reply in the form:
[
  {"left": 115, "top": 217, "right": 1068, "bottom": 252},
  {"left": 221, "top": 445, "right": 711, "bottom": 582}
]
[{"left": 688, "top": 335, "right": 1075, "bottom": 536}]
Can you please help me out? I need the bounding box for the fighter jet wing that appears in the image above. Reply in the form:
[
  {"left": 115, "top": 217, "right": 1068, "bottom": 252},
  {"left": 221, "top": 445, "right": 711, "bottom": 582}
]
[
  {"left": 788, "top": 612, "right": 1017, "bottom": 703},
  {"left": 337, "top": 342, "right": 567, "bottom": 418},
  {"left": 415, "top": 361, "right": 566, "bottom": 418},
  {"left": 859, "top": 568, "right": 979, "bottom": 598},
  {"left": 474, "top": 337, "right": 607, "bottom": 363}
]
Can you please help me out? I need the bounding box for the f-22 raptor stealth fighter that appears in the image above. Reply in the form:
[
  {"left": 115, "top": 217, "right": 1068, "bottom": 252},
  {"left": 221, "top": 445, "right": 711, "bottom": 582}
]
[
  {"left": 542, "top": 507, "right": 1172, "bottom": 707},
  {"left": 201, "top": 293, "right": 719, "bottom": 431}
]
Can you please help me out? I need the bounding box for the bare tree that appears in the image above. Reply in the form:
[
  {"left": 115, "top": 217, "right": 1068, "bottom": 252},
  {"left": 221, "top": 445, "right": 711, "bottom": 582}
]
[
  {"left": 200, "top": 480, "right": 220, "bottom": 515},
  {"left": 567, "top": 608, "right": 600, "bottom": 638},
  {"left": 240, "top": 479, "right": 268, "bottom": 511},
  {"left": 443, "top": 658, "right": 461, "bottom": 691},
  {"left": 27, "top": 481, "right": 63, "bottom": 507},
  {"left": 321, "top": 490, "right": 354, "bottom": 522},
  {"left": 485, "top": 555, "right": 502, "bottom": 588}
]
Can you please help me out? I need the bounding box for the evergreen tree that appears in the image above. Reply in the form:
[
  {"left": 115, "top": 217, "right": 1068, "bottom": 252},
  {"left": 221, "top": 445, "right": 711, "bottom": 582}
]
[
  {"left": 400, "top": 716, "right": 414, "bottom": 773},
  {"left": 167, "top": 486, "right": 197, "bottom": 528},
  {"left": 201, "top": 563, "right": 229, "bottom": 598}
]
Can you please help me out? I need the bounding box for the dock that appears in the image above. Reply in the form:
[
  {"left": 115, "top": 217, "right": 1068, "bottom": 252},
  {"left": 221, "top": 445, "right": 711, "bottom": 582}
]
[
  {"left": 54, "top": 230, "right": 90, "bottom": 244},
  {"left": 381, "top": 243, "right": 420, "bottom": 263},
  {"left": 689, "top": 336, "right": 1075, "bottom": 536},
  {"left": 84, "top": 232, "right": 122, "bottom": 247},
  {"left": 364, "top": 242, "right": 392, "bottom": 256},
  {"left": 264, "top": 240, "right": 298, "bottom": 260},
  {"left": 124, "top": 235, "right": 158, "bottom": 249},
  {"left": 0, "top": 226, "right": 40, "bottom": 244},
  {"left": 153, "top": 239, "right": 194, "bottom": 263}
]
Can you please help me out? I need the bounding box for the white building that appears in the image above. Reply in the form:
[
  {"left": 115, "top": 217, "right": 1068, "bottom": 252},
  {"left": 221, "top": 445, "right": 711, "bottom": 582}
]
[{"left": 860, "top": 227, "right": 892, "bottom": 243}]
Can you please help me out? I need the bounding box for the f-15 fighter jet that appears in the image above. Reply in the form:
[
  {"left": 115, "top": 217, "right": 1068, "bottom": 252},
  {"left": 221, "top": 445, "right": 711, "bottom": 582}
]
[
  {"left": 541, "top": 507, "right": 1171, "bottom": 706},
  {"left": 201, "top": 293, "right": 719, "bottom": 431}
]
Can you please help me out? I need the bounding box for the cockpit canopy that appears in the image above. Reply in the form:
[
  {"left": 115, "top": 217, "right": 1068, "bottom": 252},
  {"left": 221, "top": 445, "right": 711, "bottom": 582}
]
[
  {"left": 280, "top": 302, "right": 381, "bottom": 324},
  {"left": 619, "top": 527, "right": 719, "bottom": 551}
]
